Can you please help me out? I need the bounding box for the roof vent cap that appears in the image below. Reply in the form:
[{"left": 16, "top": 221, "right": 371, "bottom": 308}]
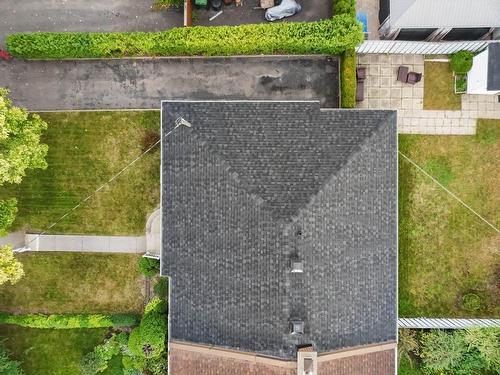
[
  {"left": 291, "top": 261, "right": 303, "bottom": 273},
  {"left": 291, "top": 320, "right": 304, "bottom": 335}
]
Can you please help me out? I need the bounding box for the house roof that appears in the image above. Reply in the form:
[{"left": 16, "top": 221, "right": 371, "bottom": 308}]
[
  {"left": 488, "top": 43, "right": 500, "bottom": 91},
  {"left": 161, "top": 101, "right": 397, "bottom": 359},
  {"left": 390, "top": 0, "right": 500, "bottom": 28}
]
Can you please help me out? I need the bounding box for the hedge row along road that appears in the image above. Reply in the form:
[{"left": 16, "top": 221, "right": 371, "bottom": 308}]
[{"left": 6, "top": 15, "right": 363, "bottom": 59}]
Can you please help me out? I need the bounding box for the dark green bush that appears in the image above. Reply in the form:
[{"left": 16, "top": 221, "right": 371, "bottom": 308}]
[
  {"left": 153, "top": 277, "right": 169, "bottom": 298},
  {"left": 128, "top": 297, "right": 167, "bottom": 359},
  {"left": 0, "top": 198, "right": 17, "bottom": 237},
  {"left": 450, "top": 51, "right": 474, "bottom": 74},
  {"left": 333, "top": 0, "right": 356, "bottom": 16},
  {"left": 0, "top": 312, "right": 138, "bottom": 329},
  {"left": 6, "top": 15, "right": 363, "bottom": 59},
  {"left": 340, "top": 48, "right": 357, "bottom": 108},
  {"left": 138, "top": 257, "right": 160, "bottom": 277}
]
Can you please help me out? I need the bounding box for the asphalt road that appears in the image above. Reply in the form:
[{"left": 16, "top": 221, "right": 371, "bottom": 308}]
[{"left": 0, "top": 56, "right": 339, "bottom": 110}]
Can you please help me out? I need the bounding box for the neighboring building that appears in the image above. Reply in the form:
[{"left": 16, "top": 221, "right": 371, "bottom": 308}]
[
  {"left": 161, "top": 101, "right": 398, "bottom": 375},
  {"left": 468, "top": 43, "right": 500, "bottom": 95},
  {"left": 379, "top": 0, "right": 500, "bottom": 41}
]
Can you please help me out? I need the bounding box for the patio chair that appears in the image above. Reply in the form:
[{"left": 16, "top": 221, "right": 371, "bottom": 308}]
[
  {"left": 397, "top": 66, "right": 409, "bottom": 82},
  {"left": 356, "top": 67, "right": 366, "bottom": 82},
  {"left": 356, "top": 80, "right": 365, "bottom": 102},
  {"left": 406, "top": 72, "right": 422, "bottom": 85}
]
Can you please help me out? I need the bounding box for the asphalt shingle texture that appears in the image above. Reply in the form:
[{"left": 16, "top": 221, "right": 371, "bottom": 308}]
[{"left": 161, "top": 101, "right": 397, "bottom": 359}]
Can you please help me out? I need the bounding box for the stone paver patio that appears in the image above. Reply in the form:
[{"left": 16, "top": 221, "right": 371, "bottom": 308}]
[{"left": 357, "top": 54, "right": 500, "bottom": 134}]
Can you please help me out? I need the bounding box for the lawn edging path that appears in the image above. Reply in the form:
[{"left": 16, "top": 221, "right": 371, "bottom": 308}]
[{"left": 0, "top": 56, "right": 339, "bottom": 110}]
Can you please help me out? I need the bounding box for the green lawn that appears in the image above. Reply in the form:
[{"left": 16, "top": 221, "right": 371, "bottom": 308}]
[
  {"left": 0, "top": 252, "right": 144, "bottom": 314},
  {"left": 399, "top": 119, "right": 500, "bottom": 317},
  {"left": 0, "top": 111, "right": 160, "bottom": 235},
  {"left": 398, "top": 357, "right": 423, "bottom": 375},
  {"left": 423, "top": 61, "right": 462, "bottom": 110},
  {"left": 0, "top": 325, "right": 123, "bottom": 375}
]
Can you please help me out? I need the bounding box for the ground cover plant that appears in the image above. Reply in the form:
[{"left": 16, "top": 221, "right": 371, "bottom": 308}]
[
  {"left": 0, "top": 340, "right": 22, "bottom": 375},
  {"left": 0, "top": 252, "right": 144, "bottom": 314},
  {"left": 0, "top": 325, "right": 123, "bottom": 375},
  {"left": 423, "top": 61, "right": 461, "bottom": 110},
  {"left": 0, "top": 111, "right": 160, "bottom": 235},
  {"left": 6, "top": 15, "right": 363, "bottom": 59},
  {"left": 398, "top": 120, "right": 500, "bottom": 317}
]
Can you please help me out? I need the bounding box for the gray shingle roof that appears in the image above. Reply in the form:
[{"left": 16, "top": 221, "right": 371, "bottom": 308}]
[
  {"left": 487, "top": 43, "right": 500, "bottom": 91},
  {"left": 390, "top": 0, "right": 500, "bottom": 28},
  {"left": 161, "top": 101, "right": 397, "bottom": 359}
]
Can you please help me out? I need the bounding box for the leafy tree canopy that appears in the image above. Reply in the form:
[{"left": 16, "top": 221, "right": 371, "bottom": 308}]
[
  {"left": 0, "top": 245, "right": 24, "bottom": 286},
  {"left": 0, "top": 87, "right": 48, "bottom": 185}
]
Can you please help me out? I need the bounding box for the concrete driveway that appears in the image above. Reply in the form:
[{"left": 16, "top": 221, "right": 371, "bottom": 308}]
[
  {"left": 0, "top": 0, "right": 182, "bottom": 47},
  {"left": 0, "top": 56, "right": 339, "bottom": 110}
]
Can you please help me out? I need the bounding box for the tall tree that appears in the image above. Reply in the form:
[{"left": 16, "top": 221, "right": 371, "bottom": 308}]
[
  {"left": 0, "top": 87, "right": 48, "bottom": 184},
  {"left": 0, "top": 245, "right": 24, "bottom": 286}
]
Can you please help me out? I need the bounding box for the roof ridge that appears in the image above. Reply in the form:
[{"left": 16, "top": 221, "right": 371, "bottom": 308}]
[{"left": 290, "top": 110, "right": 396, "bottom": 223}]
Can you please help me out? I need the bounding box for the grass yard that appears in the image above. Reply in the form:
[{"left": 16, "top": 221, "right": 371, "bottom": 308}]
[
  {"left": 399, "top": 119, "right": 500, "bottom": 317},
  {"left": 423, "top": 61, "right": 461, "bottom": 110},
  {"left": 0, "top": 111, "right": 160, "bottom": 235},
  {"left": 0, "top": 252, "right": 144, "bottom": 314},
  {"left": 0, "top": 325, "right": 123, "bottom": 375}
]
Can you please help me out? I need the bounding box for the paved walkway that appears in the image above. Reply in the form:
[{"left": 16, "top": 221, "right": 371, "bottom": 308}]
[
  {"left": 0, "top": 56, "right": 339, "bottom": 110},
  {"left": 398, "top": 318, "right": 500, "bottom": 329},
  {"left": 357, "top": 54, "right": 500, "bottom": 134},
  {"left": 24, "top": 233, "right": 146, "bottom": 253},
  {"left": 0, "top": 0, "right": 182, "bottom": 47}
]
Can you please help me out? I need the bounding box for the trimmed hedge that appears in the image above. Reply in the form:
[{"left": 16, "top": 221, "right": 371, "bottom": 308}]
[
  {"left": 333, "top": 0, "right": 356, "bottom": 16},
  {"left": 0, "top": 312, "right": 139, "bottom": 329},
  {"left": 340, "top": 49, "right": 357, "bottom": 108},
  {"left": 6, "top": 15, "right": 363, "bottom": 59}
]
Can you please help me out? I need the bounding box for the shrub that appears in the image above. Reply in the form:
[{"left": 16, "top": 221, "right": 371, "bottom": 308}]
[
  {"left": 128, "top": 297, "right": 167, "bottom": 359},
  {"left": 450, "top": 51, "right": 474, "bottom": 74},
  {"left": 340, "top": 48, "right": 357, "bottom": 108},
  {"left": 0, "top": 312, "right": 138, "bottom": 329},
  {"left": 333, "top": 0, "right": 356, "bottom": 16},
  {"left": 420, "top": 329, "right": 500, "bottom": 375},
  {"left": 6, "top": 16, "right": 363, "bottom": 59},
  {"left": 461, "top": 293, "right": 481, "bottom": 312},
  {"left": 153, "top": 277, "right": 169, "bottom": 298},
  {"left": 138, "top": 257, "right": 160, "bottom": 277},
  {"left": 81, "top": 332, "right": 127, "bottom": 375},
  {"left": 0, "top": 341, "right": 23, "bottom": 375},
  {"left": 0, "top": 199, "right": 17, "bottom": 237}
]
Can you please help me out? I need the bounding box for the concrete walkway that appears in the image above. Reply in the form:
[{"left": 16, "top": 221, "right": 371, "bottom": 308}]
[
  {"left": 0, "top": 56, "right": 339, "bottom": 110},
  {"left": 357, "top": 54, "right": 500, "bottom": 134},
  {"left": 0, "top": 0, "right": 182, "bottom": 47},
  {"left": 24, "top": 233, "right": 146, "bottom": 253}
]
